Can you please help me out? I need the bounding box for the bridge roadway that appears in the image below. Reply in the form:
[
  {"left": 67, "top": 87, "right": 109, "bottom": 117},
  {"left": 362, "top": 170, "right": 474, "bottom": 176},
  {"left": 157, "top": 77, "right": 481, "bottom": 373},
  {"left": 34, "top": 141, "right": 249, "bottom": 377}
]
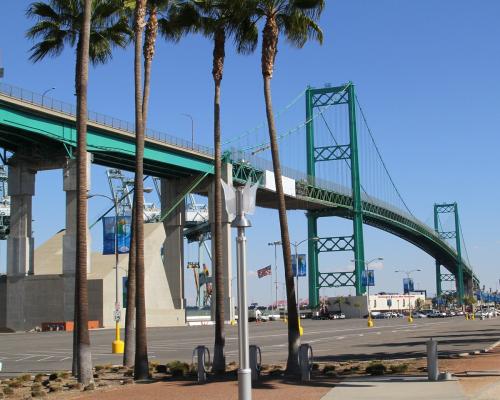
[
  {"left": 0, "top": 82, "right": 477, "bottom": 285},
  {"left": 0, "top": 317, "right": 498, "bottom": 376}
]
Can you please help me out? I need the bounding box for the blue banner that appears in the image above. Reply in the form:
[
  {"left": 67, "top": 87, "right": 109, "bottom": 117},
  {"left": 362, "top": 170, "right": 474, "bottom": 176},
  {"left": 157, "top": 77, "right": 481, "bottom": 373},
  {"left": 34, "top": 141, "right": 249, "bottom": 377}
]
[
  {"left": 102, "top": 216, "right": 131, "bottom": 255},
  {"left": 123, "top": 276, "right": 128, "bottom": 308},
  {"left": 403, "top": 278, "right": 414, "bottom": 294},
  {"left": 362, "top": 269, "right": 375, "bottom": 286},
  {"left": 292, "top": 254, "right": 307, "bottom": 277}
]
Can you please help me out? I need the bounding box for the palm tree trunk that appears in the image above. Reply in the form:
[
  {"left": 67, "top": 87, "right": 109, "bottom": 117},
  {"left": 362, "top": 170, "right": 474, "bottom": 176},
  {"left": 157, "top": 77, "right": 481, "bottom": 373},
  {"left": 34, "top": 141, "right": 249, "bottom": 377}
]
[
  {"left": 123, "top": 202, "right": 137, "bottom": 367},
  {"left": 262, "top": 17, "right": 300, "bottom": 375},
  {"left": 133, "top": 0, "right": 149, "bottom": 381},
  {"left": 212, "top": 28, "right": 226, "bottom": 374},
  {"left": 75, "top": 0, "right": 93, "bottom": 385}
]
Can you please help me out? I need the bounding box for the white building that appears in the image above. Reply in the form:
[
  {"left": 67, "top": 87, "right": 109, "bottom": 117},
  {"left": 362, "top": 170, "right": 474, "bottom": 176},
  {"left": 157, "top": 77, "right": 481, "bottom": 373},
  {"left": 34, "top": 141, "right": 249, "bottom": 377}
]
[{"left": 327, "top": 293, "right": 426, "bottom": 318}]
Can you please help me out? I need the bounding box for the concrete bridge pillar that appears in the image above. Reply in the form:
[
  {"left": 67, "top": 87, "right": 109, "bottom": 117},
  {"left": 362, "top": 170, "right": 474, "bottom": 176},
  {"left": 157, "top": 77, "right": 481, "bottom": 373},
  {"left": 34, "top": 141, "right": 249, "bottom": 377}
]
[
  {"left": 209, "top": 163, "right": 234, "bottom": 323},
  {"left": 62, "top": 155, "right": 92, "bottom": 321},
  {"left": 62, "top": 155, "right": 92, "bottom": 275},
  {"left": 161, "top": 178, "right": 186, "bottom": 309},
  {"left": 6, "top": 162, "right": 36, "bottom": 276},
  {"left": 464, "top": 276, "right": 473, "bottom": 298}
]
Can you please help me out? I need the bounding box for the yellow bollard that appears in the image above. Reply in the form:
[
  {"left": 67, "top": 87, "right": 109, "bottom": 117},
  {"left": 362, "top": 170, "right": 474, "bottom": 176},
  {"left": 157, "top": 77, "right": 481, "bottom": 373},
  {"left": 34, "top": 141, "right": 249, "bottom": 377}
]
[
  {"left": 112, "top": 322, "right": 124, "bottom": 354},
  {"left": 299, "top": 320, "right": 304, "bottom": 336},
  {"left": 465, "top": 313, "right": 469, "bottom": 320},
  {"left": 230, "top": 319, "right": 237, "bottom": 326},
  {"left": 367, "top": 317, "right": 374, "bottom": 328},
  {"left": 408, "top": 316, "right": 413, "bottom": 323},
  {"left": 471, "top": 313, "right": 475, "bottom": 320}
]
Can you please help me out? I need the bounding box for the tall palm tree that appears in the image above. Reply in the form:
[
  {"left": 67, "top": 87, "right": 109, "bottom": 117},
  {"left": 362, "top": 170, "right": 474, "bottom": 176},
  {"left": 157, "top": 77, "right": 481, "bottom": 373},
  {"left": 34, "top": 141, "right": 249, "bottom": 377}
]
[
  {"left": 170, "top": 0, "right": 258, "bottom": 373},
  {"left": 131, "top": 0, "right": 150, "bottom": 380},
  {"left": 26, "top": 0, "right": 130, "bottom": 384},
  {"left": 253, "top": 0, "right": 324, "bottom": 375}
]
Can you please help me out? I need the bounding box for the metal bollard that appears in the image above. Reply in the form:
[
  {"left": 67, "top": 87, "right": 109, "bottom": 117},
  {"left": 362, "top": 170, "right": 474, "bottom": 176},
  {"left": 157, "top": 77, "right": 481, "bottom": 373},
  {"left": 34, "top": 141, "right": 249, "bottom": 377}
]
[
  {"left": 299, "top": 343, "right": 314, "bottom": 382},
  {"left": 427, "top": 338, "right": 439, "bottom": 381},
  {"left": 249, "top": 345, "right": 262, "bottom": 382},
  {"left": 192, "top": 345, "right": 211, "bottom": 383}
]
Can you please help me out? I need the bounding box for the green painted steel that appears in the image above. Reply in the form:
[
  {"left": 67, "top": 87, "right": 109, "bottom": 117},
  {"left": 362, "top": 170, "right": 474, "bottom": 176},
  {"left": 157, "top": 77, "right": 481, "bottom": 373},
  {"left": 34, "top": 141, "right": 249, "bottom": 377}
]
[
  {"left": 307, "top": 214, "right": 319, "bottom": 308},
  {"left": 347, "top": 83, "right": 366, "bottom": 295},
  {"left": 434, "top": 202, "right": 466, "bottom": 304},
  {"left": 434, "top": 205, "right": 442, "bottom": 296},
  {"left": 0, "top": 101, "right": 214, "bottom": 176},
  {"left": 454, "top": 203, "right": 465, "bottom": 303}
]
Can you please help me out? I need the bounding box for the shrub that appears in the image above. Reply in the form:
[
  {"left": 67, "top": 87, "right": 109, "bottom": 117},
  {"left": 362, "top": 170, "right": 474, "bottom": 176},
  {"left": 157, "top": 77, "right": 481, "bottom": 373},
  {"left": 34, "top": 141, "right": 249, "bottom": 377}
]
[
  {"left": 389, "top": 364, "right": 409, "bottom": 374},
  {"left": 3, "top": 387, "right": 14, "bottom": 395},
  {"left": 19, "top": 374, "right": 32, "bottom": 382},
  {"left": 48, "top": 373, "right": 58, "bottom": 381},
  {"left": 166, "top": 361, "right": 190, "bottom": 378},
  {"left": 365, "top": 362, "right": 387, "bottom": 376},
  {"left": 34, "top": 374, "right": 45, "bottom": 382},
  {"left": 323, "top": 364, "right": 336, "bottom": 374},
  {"left": 8, "top": 380, "right": 22, "bottom": 388}
]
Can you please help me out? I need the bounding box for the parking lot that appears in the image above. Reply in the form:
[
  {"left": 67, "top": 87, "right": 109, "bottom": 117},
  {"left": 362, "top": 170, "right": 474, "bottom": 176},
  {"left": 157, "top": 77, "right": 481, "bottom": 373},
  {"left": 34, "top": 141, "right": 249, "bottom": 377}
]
[{"left": 1, "top": 316, "right": 499, "bottom": 377}]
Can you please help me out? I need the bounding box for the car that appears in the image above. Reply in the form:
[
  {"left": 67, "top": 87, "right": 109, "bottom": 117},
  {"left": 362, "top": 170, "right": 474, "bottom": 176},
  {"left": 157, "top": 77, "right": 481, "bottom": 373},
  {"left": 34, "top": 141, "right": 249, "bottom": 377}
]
[
  {"left": 428, "top": 311, "right": 441, "bottom": 318},
  {"left": 413, "top": 312, "right": 427, "bottom": 318}
]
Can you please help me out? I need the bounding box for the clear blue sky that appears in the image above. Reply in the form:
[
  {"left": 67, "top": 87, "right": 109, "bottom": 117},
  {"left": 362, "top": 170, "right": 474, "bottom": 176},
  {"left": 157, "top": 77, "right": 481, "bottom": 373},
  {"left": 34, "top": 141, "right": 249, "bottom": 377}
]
[{"left": 1, "top": 0, "right": 500, "bottom": 306}]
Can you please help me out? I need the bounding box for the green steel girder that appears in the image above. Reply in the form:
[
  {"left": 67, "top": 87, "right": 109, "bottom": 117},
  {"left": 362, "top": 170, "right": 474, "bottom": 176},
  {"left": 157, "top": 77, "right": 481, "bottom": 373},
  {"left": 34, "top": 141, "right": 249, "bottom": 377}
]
[
  {"left": 310, "top": 86, "right": 349, "bottom": 107},
  {"left": 438, "top": 231, "right": 456, "bottom": 240},
  {"left": 319, "top": 272, "right": 356, "bottom": 288},
  {"left": 314, "top": 145, "right": 351, "bottom": 161},
  {"left": 441, "top": 273, "right": 456, "bottom": 282},
  {"left": 0, "top": 100, "right": 214, "bottom": 176},
  {"left": 317, "top": 236, "right": 354, "bottom": 252},
  {"left": 434, "top": 202, "right": 465, "bottom": 304},
  {"left": 231, "top": 161, "right": 264, "bottom": 186}
]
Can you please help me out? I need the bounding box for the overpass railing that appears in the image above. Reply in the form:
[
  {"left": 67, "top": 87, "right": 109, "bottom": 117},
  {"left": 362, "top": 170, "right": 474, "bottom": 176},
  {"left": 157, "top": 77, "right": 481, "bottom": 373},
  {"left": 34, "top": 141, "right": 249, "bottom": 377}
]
[{"left": 0, "top": 82, "right": 213, "bottom": 157}]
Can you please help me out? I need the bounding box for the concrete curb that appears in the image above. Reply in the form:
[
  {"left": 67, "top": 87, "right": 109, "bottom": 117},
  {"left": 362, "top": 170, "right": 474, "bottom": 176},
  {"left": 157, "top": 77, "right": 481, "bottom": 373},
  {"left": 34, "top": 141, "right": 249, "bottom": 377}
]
[{"left": 455, "top": 339, "right": 500, "bottom": 358}]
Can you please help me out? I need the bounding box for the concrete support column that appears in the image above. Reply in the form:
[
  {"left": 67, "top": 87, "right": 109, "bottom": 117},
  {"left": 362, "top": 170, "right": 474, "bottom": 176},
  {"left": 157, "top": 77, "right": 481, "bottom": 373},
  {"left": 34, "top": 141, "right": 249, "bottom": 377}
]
[
  {"left": 209, "top": 163, "right": 234, "bottom": 323},
  {"left": 62, "top": 155, "right": 91, "bottom": 321},
  {"left": 464, "top": 276, "right": 473, "bottom": 297},
  {"left": 7, "top": 163, "right": 36, "bottom": 276},
  {"left": 62, "top": 156, "right": 92, "bottom": 275},
  {"left": 161, "top": 178, "right": 186, "bottom": 309}
]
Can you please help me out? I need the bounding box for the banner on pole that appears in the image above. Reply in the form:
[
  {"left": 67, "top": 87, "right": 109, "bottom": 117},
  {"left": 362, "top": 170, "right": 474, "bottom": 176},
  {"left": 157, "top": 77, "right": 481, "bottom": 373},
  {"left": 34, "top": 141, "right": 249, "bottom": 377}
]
[
  {"left": 122, "top": 276, "right": 128, "bottom": 308},
  {"left": 292, "top": 254, "right": 307, "bottom": 277},
  {"left": 403, "top": 278, "right": 414, "bottom": 294},
  {"left": 257, "top": 265, "right": 272, "bottom": 278},
  {"left": 102, "top": 216, "right": 131, "bottom": 255},
  {"left": 362, "top": 269, "right": 375, "bottom": 286}
]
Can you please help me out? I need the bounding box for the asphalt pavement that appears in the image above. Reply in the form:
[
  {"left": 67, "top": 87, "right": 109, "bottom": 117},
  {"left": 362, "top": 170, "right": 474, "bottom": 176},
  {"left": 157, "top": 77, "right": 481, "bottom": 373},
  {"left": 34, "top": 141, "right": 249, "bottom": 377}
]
[{"left": 0, "top": 316, "right": 499, "bottom": 377}]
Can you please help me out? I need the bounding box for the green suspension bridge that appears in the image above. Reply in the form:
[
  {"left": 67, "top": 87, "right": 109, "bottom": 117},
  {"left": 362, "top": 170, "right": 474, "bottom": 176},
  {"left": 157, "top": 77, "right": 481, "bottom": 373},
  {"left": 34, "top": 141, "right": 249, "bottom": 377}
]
[{"left": 0, "top": 81, "right": 479, "bottom": 306}]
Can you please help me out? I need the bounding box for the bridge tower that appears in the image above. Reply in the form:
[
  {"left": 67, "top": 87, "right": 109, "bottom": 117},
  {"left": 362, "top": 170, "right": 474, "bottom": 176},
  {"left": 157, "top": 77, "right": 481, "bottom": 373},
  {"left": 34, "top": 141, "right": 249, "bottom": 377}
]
[
  {"left": 434, "top": 202, "right": 465, "bottom": 304},
  {"left": 306, "top": 83, "right": 366, "bottom": 308}
]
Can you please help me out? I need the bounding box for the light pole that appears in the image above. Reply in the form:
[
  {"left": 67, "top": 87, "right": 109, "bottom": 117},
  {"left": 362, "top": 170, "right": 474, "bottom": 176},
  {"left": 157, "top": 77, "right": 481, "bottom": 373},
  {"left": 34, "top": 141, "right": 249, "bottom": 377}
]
[
  {"left": 267, "top": 241, "right": 282, "bottom": 316},
  {"left": 88, "top": 192, "right": 124, "bottom": 354},
  {"left": 351, "top": 257, "right": 383, "bottom": 327},
  {"left": 41, "top": 87, "right": 55, "bottom": 105},
  {"left": 88, "top": 188, "right": 153, "bottom": 353},
  {"left": 181, "top": 113, "right": 194, "bottom": 148},
  {"left": 395, "top": 268, "right": 421, "bottom": 323},
  {"left": 291, "top": 236, "right": 319, "bottom": 336}
]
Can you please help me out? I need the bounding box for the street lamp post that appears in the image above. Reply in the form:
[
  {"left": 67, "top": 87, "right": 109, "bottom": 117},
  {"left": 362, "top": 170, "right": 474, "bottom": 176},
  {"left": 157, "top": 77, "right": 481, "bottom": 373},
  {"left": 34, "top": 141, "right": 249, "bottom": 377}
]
[
  {"left": 395, "top": 268, "right": 422, "bottom": 323},
  {"left": 181, "top": 113, "right": 194, "bottom": 148},
  {"left": 351, "top": 257, "right": 383, "bottom": 327},
  {"left": 41, "top": 87, "right": 55, "bottom": 105},
  {"left": 291, "top": 237, "right": 319, "bottom": 323},
  {"left": 88, "top": 192, "right": 124, "bottom": 354},
  {"left": 267, "top": 241, "right": 282, "bottom": 316}
]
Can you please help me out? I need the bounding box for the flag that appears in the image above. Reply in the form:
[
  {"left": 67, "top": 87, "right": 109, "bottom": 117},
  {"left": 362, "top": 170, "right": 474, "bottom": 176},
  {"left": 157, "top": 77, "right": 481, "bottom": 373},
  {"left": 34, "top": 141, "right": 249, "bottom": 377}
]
[{"left": 257, "top": 265, "right": 272, "bottom": 278}]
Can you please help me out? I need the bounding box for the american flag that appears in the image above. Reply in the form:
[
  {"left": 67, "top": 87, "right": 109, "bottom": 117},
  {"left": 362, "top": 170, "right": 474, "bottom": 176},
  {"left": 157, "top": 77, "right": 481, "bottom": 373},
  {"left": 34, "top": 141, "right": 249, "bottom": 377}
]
[{"left": 257, "top": 265, "right": 272, "bottom": 279}]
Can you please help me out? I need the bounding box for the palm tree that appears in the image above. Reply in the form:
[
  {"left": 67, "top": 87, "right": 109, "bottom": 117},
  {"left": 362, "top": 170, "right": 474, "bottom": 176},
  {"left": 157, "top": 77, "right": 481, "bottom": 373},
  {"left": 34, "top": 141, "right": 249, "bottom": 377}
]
[
  {"left": 253, "top": 0, "right": 324, "bottom": 375},
  {"left": 131, "top": 0, "right": 149, "bottom": 380},
  {"left": 26, "top": 0, "right": 130, "bottom": 384},
  {"left": 172, "top": 0, "right": 257, "bottom": 374},
  {"left": 333, "top": 296, "right": 346, "bottom": 314}
]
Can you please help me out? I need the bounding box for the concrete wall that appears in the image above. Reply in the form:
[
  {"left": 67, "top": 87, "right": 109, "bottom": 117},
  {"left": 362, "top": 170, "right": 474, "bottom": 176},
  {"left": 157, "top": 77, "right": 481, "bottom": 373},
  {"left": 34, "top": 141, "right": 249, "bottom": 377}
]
[{"left": 0, "top": 275, "right": 103, "bottom": 332}]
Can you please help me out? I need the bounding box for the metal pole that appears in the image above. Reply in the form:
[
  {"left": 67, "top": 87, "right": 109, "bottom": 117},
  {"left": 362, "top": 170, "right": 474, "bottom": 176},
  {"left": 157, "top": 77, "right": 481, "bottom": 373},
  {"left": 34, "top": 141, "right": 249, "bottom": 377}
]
[{"left": 234, "top": 188, "right": 251, "bottom": 400}]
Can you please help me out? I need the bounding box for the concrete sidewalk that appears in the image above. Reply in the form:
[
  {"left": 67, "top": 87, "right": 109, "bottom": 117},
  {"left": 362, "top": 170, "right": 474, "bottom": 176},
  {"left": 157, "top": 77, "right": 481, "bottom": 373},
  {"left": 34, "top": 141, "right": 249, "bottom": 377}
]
[{"left": 320, "top": 376, "right": 466, "bottom": 400}]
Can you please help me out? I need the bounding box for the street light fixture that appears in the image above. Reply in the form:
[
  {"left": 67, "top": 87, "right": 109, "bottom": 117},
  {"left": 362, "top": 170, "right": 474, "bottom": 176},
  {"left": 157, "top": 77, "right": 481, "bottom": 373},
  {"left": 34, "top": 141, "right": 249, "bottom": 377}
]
[
  {"left": 351, "top": 257, "right": 383, "bottom": 327},
  {"left": 181, "top": 113, "right": 194, "bottom": 149},
  {"left": 88, "top": 192, "right": 125, "bottom": 354},
  {"left": 395, "top": 268, "right": 422, "bottom": 323},
  {"left": 41, "top": 87, "right": 55, "bottom": 105},
  {"left": 267, "top": 241, "right": 282, "bottom": 316},
  {"left": 291, "top": 236, "right": 319, "bottom": 336}
]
